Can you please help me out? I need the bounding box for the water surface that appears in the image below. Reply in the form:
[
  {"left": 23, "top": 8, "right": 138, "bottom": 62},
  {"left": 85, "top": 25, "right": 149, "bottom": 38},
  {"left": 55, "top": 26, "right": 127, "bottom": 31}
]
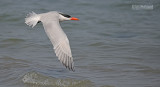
[{"left": 0, "top": 0, "right": 160, "bottom": 87}]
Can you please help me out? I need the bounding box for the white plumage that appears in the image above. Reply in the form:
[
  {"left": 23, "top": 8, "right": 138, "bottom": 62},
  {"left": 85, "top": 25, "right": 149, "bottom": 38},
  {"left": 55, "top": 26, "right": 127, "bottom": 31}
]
[
  {"left": 25, "top": 11, "right": 78, "bottom": 71},
  {"left": 25, "top": 11, "right": 40, "bottom": 28}
]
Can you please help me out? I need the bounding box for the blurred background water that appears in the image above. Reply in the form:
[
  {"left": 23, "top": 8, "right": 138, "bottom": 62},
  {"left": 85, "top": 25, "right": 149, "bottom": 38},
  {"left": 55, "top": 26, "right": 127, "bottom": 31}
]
[{"left": 0, "top": 0, "right": 160, "bottom": 87}]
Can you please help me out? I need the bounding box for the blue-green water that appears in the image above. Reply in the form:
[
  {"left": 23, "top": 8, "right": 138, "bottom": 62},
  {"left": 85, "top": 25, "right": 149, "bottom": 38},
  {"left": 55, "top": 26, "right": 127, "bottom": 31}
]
[{"left": 0, "top": 0, "right": 160, "bottom": 87}]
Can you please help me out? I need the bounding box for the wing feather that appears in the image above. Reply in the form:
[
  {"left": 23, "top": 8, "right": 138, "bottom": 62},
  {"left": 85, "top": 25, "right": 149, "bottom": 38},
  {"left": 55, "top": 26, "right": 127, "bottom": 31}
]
[{"left": 42, "top": 20, "right": 75, "bottom": 71}]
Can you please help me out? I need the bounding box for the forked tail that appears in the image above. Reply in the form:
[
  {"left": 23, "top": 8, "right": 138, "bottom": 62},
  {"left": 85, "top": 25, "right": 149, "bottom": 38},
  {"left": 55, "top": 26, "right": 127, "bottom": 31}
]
[{"left": 25, "top": 11, "right": 40, "bottom": 28}]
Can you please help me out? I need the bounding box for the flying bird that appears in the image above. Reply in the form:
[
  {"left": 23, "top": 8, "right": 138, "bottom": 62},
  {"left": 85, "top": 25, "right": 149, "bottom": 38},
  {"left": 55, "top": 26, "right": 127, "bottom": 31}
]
[{"left": 25, "top": 11, "right": 79, "bottom": 71}]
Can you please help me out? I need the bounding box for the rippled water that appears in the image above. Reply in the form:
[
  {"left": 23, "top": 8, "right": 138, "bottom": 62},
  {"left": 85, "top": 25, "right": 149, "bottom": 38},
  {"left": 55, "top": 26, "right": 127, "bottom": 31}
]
[{"left": 0, "top": 0, "right": 160, "bottom": 87}]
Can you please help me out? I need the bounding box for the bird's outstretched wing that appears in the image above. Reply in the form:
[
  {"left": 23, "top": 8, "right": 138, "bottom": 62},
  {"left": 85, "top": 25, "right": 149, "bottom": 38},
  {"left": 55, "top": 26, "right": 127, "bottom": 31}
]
[{"left": 42, "top": 21, "right": 75, "bottom": 71}]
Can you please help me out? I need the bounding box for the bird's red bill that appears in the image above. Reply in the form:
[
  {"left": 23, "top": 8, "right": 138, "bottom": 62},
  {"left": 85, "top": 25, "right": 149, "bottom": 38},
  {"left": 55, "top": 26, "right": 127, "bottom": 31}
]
[{"left": 70, "top": 17, "right": 79, "bottom": 20}]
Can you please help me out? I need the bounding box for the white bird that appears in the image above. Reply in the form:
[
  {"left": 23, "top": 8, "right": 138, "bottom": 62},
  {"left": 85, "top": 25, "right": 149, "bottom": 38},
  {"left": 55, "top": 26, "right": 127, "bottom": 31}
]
[{"left": 25, "top": 11, "right": 79, "bottom": 71}]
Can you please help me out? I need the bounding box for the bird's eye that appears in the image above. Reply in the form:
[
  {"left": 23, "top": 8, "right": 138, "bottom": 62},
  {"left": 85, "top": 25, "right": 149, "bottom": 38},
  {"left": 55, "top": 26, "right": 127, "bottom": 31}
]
[{"left": 59, "top": 13, "right": 71, "bottom": 18}]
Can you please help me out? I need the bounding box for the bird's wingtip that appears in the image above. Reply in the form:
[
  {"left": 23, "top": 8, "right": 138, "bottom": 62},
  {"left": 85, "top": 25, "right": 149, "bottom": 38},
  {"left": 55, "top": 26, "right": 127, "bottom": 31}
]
[{"left": 62, "top": 61, "right": 75, "bottom": 72}]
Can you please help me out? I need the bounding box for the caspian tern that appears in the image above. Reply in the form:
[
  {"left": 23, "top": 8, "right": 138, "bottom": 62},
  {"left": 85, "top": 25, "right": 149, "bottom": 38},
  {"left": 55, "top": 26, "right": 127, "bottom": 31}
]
[{"left": 25, "top": 11, "right": 79, "bottom": 71}]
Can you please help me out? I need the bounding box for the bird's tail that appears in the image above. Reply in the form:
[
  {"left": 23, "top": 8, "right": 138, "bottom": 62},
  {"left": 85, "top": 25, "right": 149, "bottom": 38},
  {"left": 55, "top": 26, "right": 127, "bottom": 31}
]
[{"left": 25, "top": 11, "right": 40, "bottom": 28}]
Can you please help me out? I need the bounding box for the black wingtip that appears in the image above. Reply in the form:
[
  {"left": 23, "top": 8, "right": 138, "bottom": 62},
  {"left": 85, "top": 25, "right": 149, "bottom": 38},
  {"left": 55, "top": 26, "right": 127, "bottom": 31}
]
[
  {"left": 61, "top": 61, "right": 75, "bottom": 72},
  {"left": 72, "top": 68, "right": 75, "bottom": 72},
  {"left": 66, "top": 65, "right": 75, "bottom": 72},
  {"left": 69, "top": 65, "right": 75, "bottom": 72}
]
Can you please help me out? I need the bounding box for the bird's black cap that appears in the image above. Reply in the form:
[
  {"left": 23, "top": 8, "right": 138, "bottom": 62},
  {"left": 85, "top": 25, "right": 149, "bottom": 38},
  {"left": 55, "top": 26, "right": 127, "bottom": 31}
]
[{"left": 59, "top": 13, "right": 71, "bottom": 18}]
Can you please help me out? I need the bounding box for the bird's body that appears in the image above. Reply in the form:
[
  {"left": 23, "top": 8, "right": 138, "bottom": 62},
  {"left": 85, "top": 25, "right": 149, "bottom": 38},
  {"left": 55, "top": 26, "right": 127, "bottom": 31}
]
[{"left": 25, "top": 11, "right": 79, "bottom": 71}]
